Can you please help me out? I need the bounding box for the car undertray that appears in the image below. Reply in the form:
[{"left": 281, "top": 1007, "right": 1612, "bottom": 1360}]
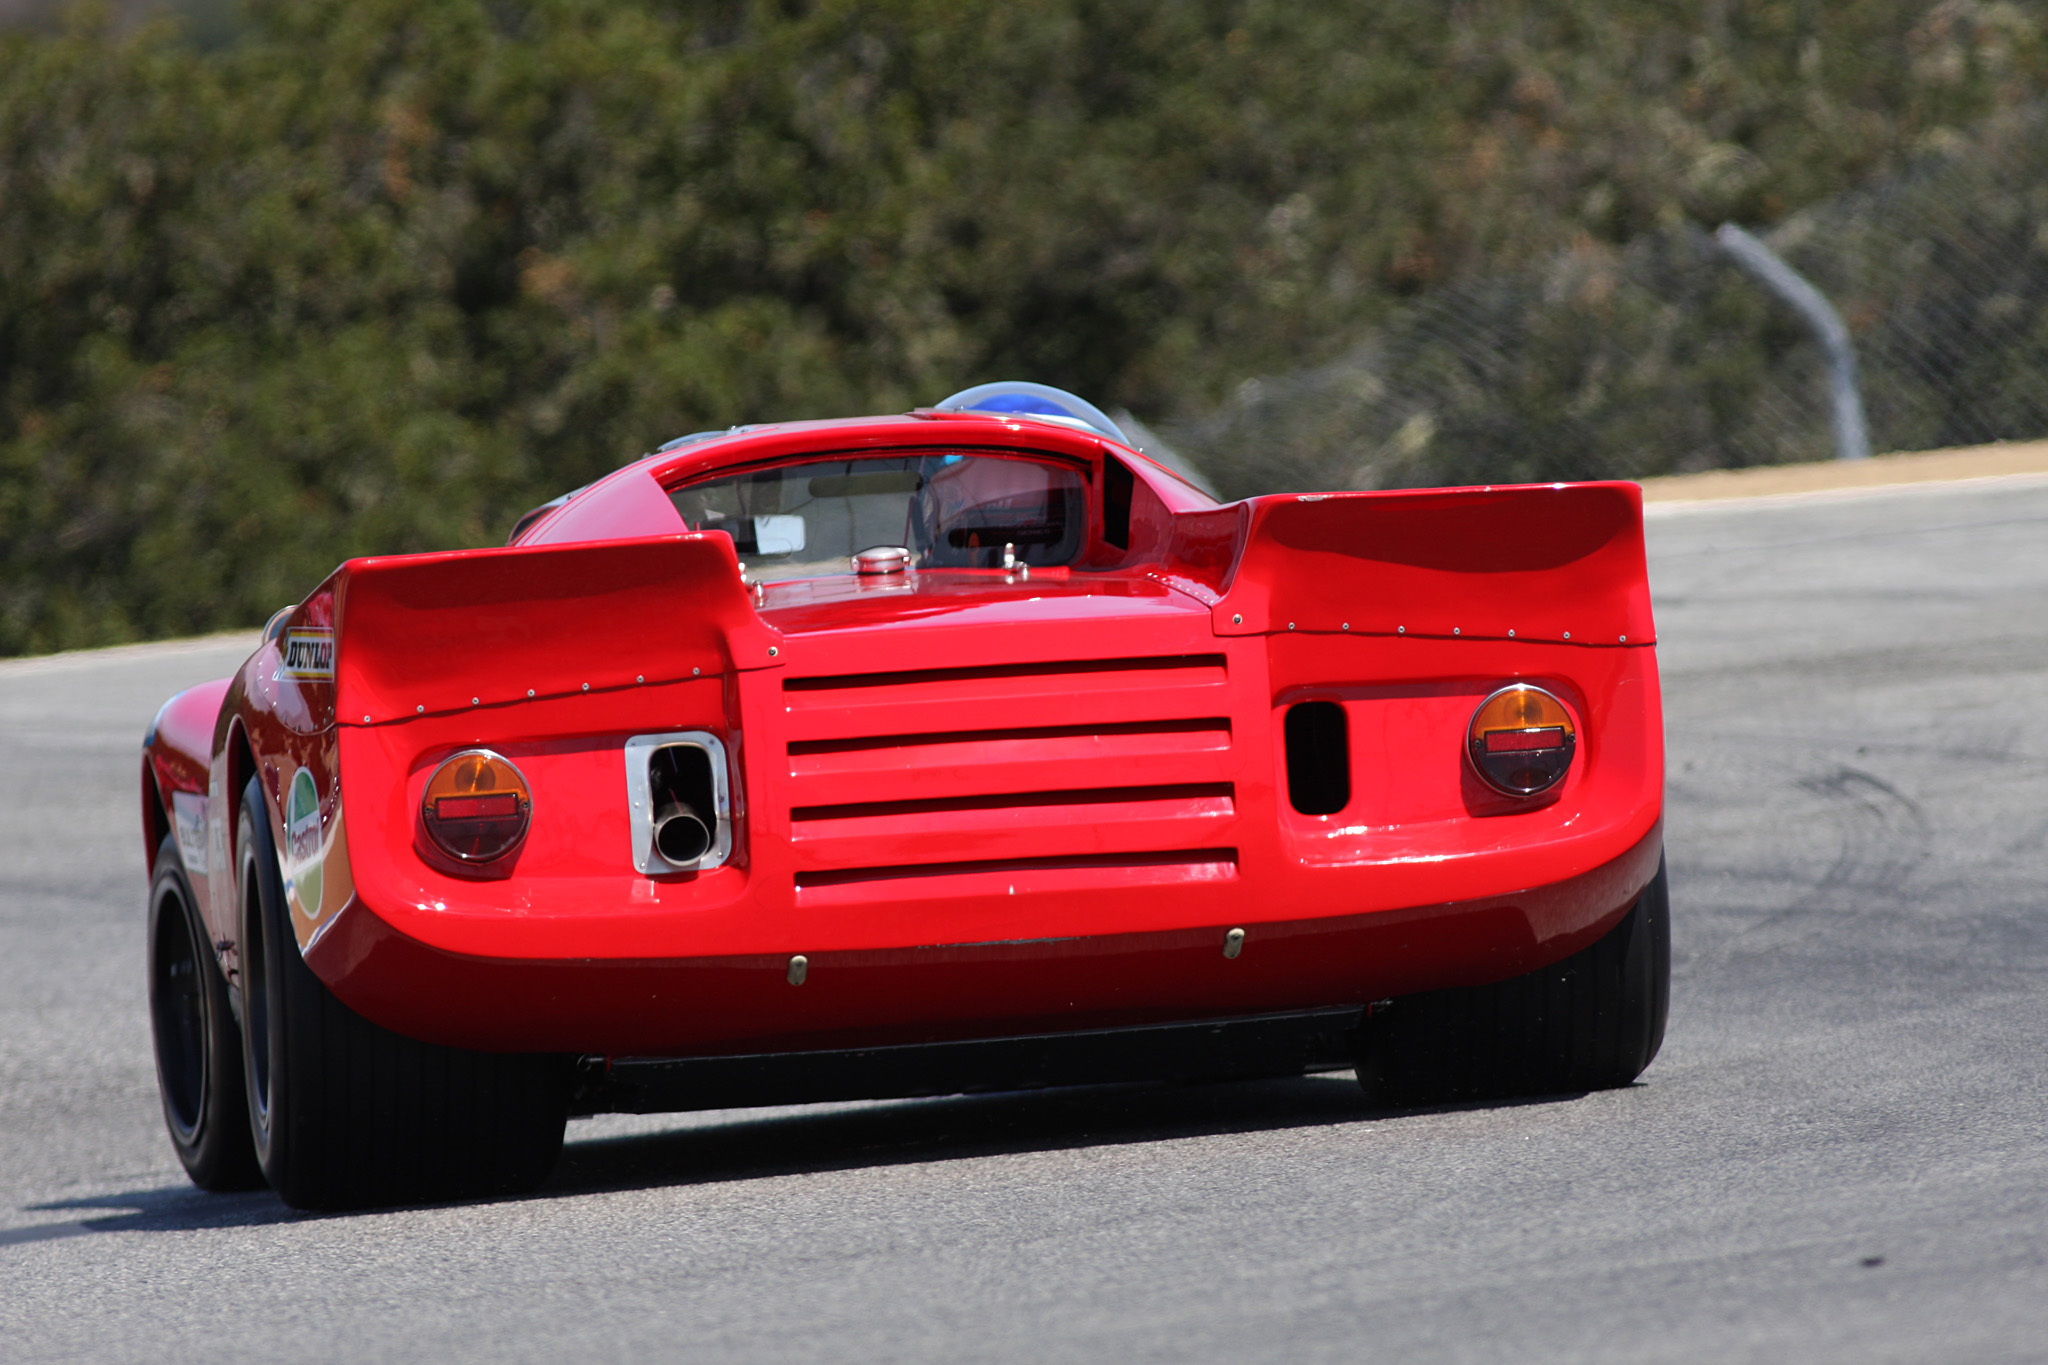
[{"left": 571, "top": 1006, "right": 1367, "bottom": 1115}]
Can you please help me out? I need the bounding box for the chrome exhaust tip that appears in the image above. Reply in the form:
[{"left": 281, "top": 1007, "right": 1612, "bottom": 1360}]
[{"left": 652, "top": 803, "right": 712, "bottom": 867}]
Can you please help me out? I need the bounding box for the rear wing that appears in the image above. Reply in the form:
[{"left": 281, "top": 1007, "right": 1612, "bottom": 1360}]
[
  {"left": 287, "top": 535, "right": 781, "bottom": 727},
  {"left": 1208, "top": 483, "right": 1654, "bottom": 645}
]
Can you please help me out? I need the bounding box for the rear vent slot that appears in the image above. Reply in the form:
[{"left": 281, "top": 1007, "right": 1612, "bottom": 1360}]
[
  {"left": 784, "top": 653, "right": 1226, "bottom": 692},
  {"left": 788, "top": 716, "right": 1228, "bottom": 758},
  {"left": 793, "top": 783, "right": 1231, "bottom": 825},
  {"left": 796, "top": 848, "right": 1238, "bottom": 890},
  {"left": 1285, "top": 701, "right": 1350, "bottom": 815}
]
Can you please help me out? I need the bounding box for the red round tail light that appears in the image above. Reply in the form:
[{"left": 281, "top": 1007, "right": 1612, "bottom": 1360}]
[
  {"left": 1468, "top": 685, "right": 1576, "bottom": 796},
  {"left": 422, "top": 750, "right": 532, "bottom": 863}
]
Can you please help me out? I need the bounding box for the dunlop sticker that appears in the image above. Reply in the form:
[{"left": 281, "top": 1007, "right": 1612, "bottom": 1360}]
[{"left": 281, "top": 628, "right": 335, "bottom": 680}]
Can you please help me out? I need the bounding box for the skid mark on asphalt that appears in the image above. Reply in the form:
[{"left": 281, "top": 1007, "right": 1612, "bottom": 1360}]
[{"left": 1717, "top": 765, "right": 1933, "bottom": 958}]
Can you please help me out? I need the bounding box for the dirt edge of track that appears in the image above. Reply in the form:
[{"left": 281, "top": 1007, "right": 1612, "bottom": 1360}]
[{"left": 1637, "top": 438, "right": 2048, "bottom": 506}]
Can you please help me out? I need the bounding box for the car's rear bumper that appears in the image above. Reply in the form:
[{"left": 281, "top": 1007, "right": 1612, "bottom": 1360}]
[{"left": 307, "top": 816, "right": 1662, "bottom": 1056}]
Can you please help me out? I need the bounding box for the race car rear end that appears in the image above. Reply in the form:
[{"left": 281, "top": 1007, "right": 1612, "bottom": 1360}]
[{"left": 141, "top": 391, "right": 1667, "bottom": 1209}]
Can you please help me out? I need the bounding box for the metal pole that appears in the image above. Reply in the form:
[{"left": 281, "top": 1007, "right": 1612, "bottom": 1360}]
[{"left": 1715, "top": 222, "right": 1871, "bottom": 461}]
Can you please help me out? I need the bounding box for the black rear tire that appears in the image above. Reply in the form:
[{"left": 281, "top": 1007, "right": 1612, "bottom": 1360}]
[
  {"left": 148, "top": 833, "right": 264, "bottom": 1190},
  {"left": 1357, "top": 853, "right": 1671, "bottom": 1105},
  {"left": 236, "top": 777, "right": 569, "bottom": 1210}
]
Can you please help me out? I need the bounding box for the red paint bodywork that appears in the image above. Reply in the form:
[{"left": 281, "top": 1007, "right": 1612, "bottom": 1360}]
[{"left": 141, "top": 412, "right": 1664, "bottom": 1058}]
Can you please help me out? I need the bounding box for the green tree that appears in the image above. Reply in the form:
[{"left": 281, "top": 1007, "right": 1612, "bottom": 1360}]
[{"left": 3, "top": 0, "right": 2043, "bottom": 653}]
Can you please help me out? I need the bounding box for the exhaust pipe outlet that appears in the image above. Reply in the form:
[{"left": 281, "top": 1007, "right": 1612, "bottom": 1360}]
[{"left": 652, "top": 801, "right": 712, "bottom": 866}]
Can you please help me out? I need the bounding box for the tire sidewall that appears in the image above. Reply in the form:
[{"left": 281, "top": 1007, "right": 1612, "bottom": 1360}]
[
  {"left": 232, "top": 773, "right": 569, "bottom": 1209},
  {"left": 1356, "top": 849, "right": 1672, "bottom": 1104},
  {"left": 147, "top": 839, "right": 210, "bottom": 1160},
  {"left": 1629, "top": 854, "right": 1673, "bottom": 1069},
  {"left": 148, "top": 832, "right": 262, "bottom": 1189},
  {"left": 236, "top": 779, "right": 292, "bottom": 1185}
]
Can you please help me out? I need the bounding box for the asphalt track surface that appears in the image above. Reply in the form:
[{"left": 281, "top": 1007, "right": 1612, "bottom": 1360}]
[{"left": 4, "top": 476, "right": 2046, "bottom": 1362}]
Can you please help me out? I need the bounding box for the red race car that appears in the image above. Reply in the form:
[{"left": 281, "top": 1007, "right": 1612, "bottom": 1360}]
[{"left": 141, "top": 383, "right": 1667, "bottom": 1209}]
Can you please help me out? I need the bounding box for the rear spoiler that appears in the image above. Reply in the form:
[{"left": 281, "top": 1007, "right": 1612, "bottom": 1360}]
[
  {"left": 289, "top": 535, "right": 781, "bottom": 727},
  {"left": 1208, "top": 482, "right": 1654, "bottom": 645}
]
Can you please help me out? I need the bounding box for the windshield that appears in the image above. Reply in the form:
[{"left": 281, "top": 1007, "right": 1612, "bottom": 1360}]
[{"left": 668, "top": 453, "right": 1088, "bottom": 582}]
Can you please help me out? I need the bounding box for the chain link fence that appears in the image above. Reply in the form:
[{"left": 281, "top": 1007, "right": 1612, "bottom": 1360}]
[{"left": 1166, "top": 109, "right": 2048, "bottom": 499}]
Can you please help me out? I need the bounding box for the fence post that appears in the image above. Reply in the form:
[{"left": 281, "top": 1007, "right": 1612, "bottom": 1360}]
[{"left": 1716, "top": 223, "right": 1871, "bottom": 461}]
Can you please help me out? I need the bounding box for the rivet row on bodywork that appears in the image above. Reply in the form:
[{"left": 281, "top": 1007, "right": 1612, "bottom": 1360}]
[
  {"left": 1288, "top": 622, "right": 1296, "bottom": 631},
  {"left": 786, "top": 955, "right": 808, "bottom": 986},
  {"left": 692, "top": 667, "right": 701, "bottom": 676},
  {"left": 1620, "top": 634, "right": 1628, "bottom": 643},
  {"left": 1231, "top": 614, "right": 1243, "bottom": 625},
  {"left": 1563, "top": 631, "right": 1572, "bottom": 640},
  {"left": 1507, "top": 629, "right": 1516, "bottom": 638},
  {"left": 768, "top": 646, "right": 780, "bottom": 658},
  {"left": 1341, "top": 622, "right": 1350, "bottom": 630},
  {"left": 1453, "top": 628, "right": 1461, "bottom": 636},
  {"left": 471, "top": 697, "right": 480, "bottom": 706},
  {"left": 416, "top": 705, "right": 424, "bottom": 714},
  {"left": 637, "top": 675, "right": 645, "bottom": 683},
  {"left": 527, "top": 688, "right": 536, "bottom": 698},
  {"left": 1397, "top": 626, "right": 1405, "bottom": 634},
  {"left": 582, "top": 683, "right": 590, "bottom": 691},
  {"left": 1223, "top": 928, "right": 1245, "bottom": 959}
]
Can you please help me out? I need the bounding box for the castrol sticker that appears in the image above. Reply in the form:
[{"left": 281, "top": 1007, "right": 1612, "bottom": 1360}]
[
  {"left": 281, "top": 628, "right": 335, "bottom": 679},
  {"left": 284, "top": 766, "right": 325, "bottom": 920},
  {"left": 286, "top": 767, "right": 321, "bottom": 855}
]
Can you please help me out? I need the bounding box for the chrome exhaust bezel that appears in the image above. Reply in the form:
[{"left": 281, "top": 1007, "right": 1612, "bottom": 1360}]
[{"left": 623, "top": 731, "right": 733, "bottom": 873}]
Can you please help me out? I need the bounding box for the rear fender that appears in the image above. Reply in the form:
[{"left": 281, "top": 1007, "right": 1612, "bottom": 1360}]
[
  {"left": 1208, "top": 481, "right": 1662, "bottom": 883},
  {"left": 197, "top": 533, "right": 774, "bottom": 972},
  {"left": 285, "top": 534, "right": 779, "bottom": 963},
  {"left": 142, "top": 677, "right": 234, "bottom": 918}
]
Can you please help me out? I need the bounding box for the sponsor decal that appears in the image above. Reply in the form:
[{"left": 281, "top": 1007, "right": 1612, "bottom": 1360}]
[
  {"left": 298, "top": 806, "right": 353, "bottom": 954},
  {"left": 283, "top": 766, "right": 324, "bottom": 919},
  {"left": 281, "top": 628, "right": 335, "bottom": 680},
  {"left": 171, "top": 790, "right": 210, "bottom": 877}
]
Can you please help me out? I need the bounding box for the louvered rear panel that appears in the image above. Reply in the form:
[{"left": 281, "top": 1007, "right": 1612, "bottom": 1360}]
[{"left": 780, "top": 654, "right": 1239, "bottom": 887}]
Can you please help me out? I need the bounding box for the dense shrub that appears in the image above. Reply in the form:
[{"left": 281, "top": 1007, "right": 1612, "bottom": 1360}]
[{"left": 3, "top": 0, "right": 2042, "bottom": 652}]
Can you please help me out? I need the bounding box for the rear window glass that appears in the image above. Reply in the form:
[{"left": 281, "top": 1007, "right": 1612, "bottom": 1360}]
[{"left": 668, "top": 453, "right": 1087, "bottom": 582}]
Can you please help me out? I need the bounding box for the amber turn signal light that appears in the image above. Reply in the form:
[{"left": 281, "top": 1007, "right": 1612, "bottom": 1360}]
[
  {"left": 1468, "top": 685, "right": 1576, "bottom": 796},
  {"left": 422, "top": 749, "right": 532, "bottom": 863}
]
